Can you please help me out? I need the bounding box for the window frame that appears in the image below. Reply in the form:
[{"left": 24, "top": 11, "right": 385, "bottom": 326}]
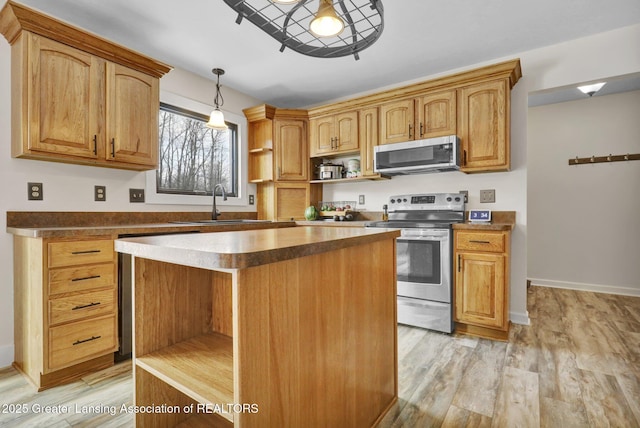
[{"left": 145, "top": 91, "right": 249, "bottom": 206}]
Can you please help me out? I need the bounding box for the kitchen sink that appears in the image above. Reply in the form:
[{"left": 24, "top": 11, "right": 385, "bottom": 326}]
[{"left": 169, "top": 219, "right": 272, "bottom": 225}]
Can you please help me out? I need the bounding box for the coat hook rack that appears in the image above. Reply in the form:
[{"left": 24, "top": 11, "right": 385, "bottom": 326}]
[{"left": 569, "top": 152, "right": 640, "bottom": 165}]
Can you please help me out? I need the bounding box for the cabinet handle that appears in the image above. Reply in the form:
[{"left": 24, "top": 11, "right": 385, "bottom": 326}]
[
  {"left": 92, "top": 135, "right": 97, "bottom": 155},
  {"left": 110, "top": 138, "right": 115, "bottom": 158},
  {"left": 408, "top": 124, "right": 413, "bottom": 139},
  {"left": 72, "top": 302, "right": 101, "bottom": 311},
  {"left": 71, "top": 250, "right": 101, "bottom": 255},
  {"left": 71, "top": 275, "right": 101, "bottom": 282},
  {"left": 335, "top": 136, "right": 339, "bottom": 148},
  {"left": 73, "top": 335, "right": 101, "bottom": 346},
  {"left": 457, "top": 254, "right": 461, "bottom": 272},
  {"left": 463, "top": 150, "right": 467, "bottom": 166},
  {"left": 419, "top": 123, "right": 424, "bottom": 138},
  {"left": 469, "top": 240, "right": 491, "bottom": 244}
]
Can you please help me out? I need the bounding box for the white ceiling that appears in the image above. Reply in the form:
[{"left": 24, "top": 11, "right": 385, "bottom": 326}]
[{"left": 13, "top": 0, "right": 640, "bottom": 108}]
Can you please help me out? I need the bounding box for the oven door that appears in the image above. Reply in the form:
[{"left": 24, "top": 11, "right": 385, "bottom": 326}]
[{"left": 396, "top": 228, "right": 451, "bottom": 303}]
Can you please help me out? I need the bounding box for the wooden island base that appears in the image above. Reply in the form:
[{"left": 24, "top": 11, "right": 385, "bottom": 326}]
[{"left": 118, "top": 227, "right": 399, "bottom": 427}]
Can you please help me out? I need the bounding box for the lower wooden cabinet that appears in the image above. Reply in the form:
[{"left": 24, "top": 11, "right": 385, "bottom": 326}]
[
  {"left": 257, "top": 182, "right": 322, "bottom": 221},
  {"left": 454, "top": 229, "right": 511, "bottom": 340},
  {"left": 13, "top": 235, "right": 118, "bottom": 390}
]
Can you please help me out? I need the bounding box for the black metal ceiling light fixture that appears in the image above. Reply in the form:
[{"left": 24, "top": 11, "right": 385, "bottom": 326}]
[{"left": 222, "top": 0, "right": 384, "bottom": 60}]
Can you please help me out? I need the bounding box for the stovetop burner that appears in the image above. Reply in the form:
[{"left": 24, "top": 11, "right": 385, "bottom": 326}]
[{"left": 367, "top": 193, "right": 466, "bottom": 229}]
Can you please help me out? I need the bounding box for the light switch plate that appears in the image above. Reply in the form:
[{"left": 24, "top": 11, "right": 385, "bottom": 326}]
[
  {"left": 359, "top": 194, "right": 365, "bottom": 205},
  {"left": 480, "top": 189, "right": 495, "bottom": 203},
  {"left": 129, "top": 188, "right": 145, "bottom": 203}
]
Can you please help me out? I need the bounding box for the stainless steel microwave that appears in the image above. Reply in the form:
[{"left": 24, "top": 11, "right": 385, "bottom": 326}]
[{"left": 373, "top": 135, "right": 460, "bottom": 175}]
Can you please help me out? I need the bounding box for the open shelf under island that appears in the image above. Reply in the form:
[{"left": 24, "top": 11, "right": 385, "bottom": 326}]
[{"left": 115, "top": 226, "right": 400, "bottom": 427}]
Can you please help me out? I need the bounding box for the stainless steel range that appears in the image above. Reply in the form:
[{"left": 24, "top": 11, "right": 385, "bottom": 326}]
[{"left": 367, "top": 193, "right": 465, "bottom": 333}]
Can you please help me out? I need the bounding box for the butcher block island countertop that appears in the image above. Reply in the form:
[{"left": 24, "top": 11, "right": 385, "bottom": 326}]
[{"left": 115, "top": 226, "right": 400, "bottom": 427}]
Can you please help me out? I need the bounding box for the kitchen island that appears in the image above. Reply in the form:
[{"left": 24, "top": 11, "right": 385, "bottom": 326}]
[{"left": 115, "top": 226, "right": 400, "bottom": 427}]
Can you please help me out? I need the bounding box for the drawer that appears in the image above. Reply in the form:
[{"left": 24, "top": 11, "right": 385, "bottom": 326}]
[
  {"left": 49, "top": 315, "right": 117, "bottom": 370},
  {"left": 49, "top": 289, "right": 116, "bottom": 326},
  {"left": 456, "top": 231, "right": 506, "bottom": 253},
  {"left": 48, "top": 239, "right": 114, "bottom": 268},
  {"left": 49, "top": 263, "right": 115, "bottom": 296}
]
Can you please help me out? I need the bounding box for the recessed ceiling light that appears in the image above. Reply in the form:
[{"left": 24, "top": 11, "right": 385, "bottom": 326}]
[{"left": 577, "top": 82, "right": 606, "bottom": 97}]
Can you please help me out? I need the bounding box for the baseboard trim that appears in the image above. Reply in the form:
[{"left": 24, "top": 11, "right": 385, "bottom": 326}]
[
  {"left": 529, "top": 278, "right": 640, "bottom": 297},
  {"left": 0, "top": 344, "right": 14, "bottom": 369},
  {"left": 509, "top": 310, "right": 530, "bottom": 326}
]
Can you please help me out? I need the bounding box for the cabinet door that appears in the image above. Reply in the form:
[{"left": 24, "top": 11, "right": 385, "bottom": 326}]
[
  {"left": 274, "top": 119, "right": 308, "bottom": 181},
  {"left": 380, "top": 99, "right": 414, "bottom": 144},
  {"left": 454, "top": 252, "right": 506, "bottom": 329},
  {"left": 458, "top": 79, "right": 509, "bottom": 172},
  {"left": 359, "top": 107, "right": 379, "bottom": 176},
  {"left": 334, "top": 111, "right": 359, "bottom": 153},
  {"left": 27, "top": 35, "right": 104, "bottom": 159},
  {"left": 309, "top": 116, "right": 335, "bottom": 156},
  {"left": 107, "top": 63, "right": 159, "bottom": 168},
  {"left": 417, "top": 90, "right": 456, "bottom": 139}
]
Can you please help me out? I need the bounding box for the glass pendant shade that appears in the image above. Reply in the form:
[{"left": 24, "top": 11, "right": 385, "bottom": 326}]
[
  {"left": 310, "top": 0, "right": 344, "bottom": 37},
  {"left": 206, "top": 109, "right": 228, "bottom": 130}
]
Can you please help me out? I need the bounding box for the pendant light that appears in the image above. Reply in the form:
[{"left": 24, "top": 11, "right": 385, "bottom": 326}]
[
  {"left": 206, "top": 68, "right": 228, "bottom": 130},
  {"left": 310, "top": 0, "right": 344, "bottom": 38}
]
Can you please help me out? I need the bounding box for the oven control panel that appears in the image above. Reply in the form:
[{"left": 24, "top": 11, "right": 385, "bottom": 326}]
[{"left": 388, "top": 193, "right": 465, "bottom": 211}]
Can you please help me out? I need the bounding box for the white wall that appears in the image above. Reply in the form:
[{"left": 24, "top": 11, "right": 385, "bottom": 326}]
[
  {"left": 0, "top": 39, "right": 262, "bottom": 366},
  {"left": 528, "top": 90, "right": 640, "bottom": 295}
]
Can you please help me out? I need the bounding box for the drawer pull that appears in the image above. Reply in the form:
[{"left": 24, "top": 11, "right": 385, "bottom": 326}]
[
  {"left": 73, "top": 335, "right": 101, "bottom": 346},
  {"left": 469, "top": 240, "right": 491, "bottom": 244},
  {"left": 71, "top": 275, "right": 101, "bottom": 282},
  {"left": 72, "top": 302, "right": 101, "bottom": 311},
  {"left": 70, "top": 250, "right": 101, "bottom": 255}
]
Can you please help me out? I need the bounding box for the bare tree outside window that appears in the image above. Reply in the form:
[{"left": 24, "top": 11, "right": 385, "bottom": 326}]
[{"left": 157, "top": 103, "right": 238, "bottom": 197}]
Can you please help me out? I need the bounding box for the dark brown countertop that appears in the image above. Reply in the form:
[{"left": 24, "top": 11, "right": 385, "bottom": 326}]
[
  {"left": 6, "top": 221, "right": 296, "bottom": 238},
  {"left": 115, "top": 226, "right": 401, "bottom": 270},
  {"left": 6, "top": 211, "right": 297, "bottom": 238}
]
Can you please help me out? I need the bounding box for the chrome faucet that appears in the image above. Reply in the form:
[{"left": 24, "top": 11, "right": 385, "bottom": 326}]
[{"left": 211, "top": 183, "right": 227, "bottom": 220}]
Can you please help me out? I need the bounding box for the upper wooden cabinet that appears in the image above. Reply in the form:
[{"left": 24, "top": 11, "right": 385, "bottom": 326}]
[
  {"left": 458, "top": 79, "right": 509, "bottom": 172},
  {"left": 274, "top": 118, "right": 308, "bottom": 181},
  {"left": 244, "top": 105, "right": 309, "bottom": 182},
  {"left": 0, "top": 1, "right": 171, "bottom": 171},
  {"left": 379, "top": 90, "right": 457, "bottom": 145},
  {"left": 418, "top": 90, "right": 457, "bottom": 139},
  {"left": 359, "top": 107, "right": 379, "bottom": 177},
  {"left": 379, "top": 99, "right": 414, "bottom": 145},
  {"left": 107, "top": 63, "right": 159, "bottom": 167},
  {"left": 309, "top": 111, "right": 359, "bottom": 157}
]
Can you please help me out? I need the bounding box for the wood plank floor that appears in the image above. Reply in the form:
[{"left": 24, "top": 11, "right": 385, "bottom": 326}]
[{"left": 0, "top": 286, "right": 638, "bottom": 427}]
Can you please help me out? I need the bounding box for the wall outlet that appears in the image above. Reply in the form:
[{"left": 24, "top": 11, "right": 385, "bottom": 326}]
[
  {"left": 459, "top": 190, "right": 468, "bottom": 203},
  {"left": 129, "top": 188, "right": 145, "bottom": 203},
  {"left": 27, "top": 182, "right": 43, "bottom": 201},
  {"left": 359, "top": 194, "right": 365, "bottom": 205},
  {"left": 480, "top": 189, "right": 496, "bottom": 203},
  {"left": 95, "top": 185, "right": 106, "bottom": 202},
  {"left": 249, "top": 194, "right": 255, "bottom": 205}
]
